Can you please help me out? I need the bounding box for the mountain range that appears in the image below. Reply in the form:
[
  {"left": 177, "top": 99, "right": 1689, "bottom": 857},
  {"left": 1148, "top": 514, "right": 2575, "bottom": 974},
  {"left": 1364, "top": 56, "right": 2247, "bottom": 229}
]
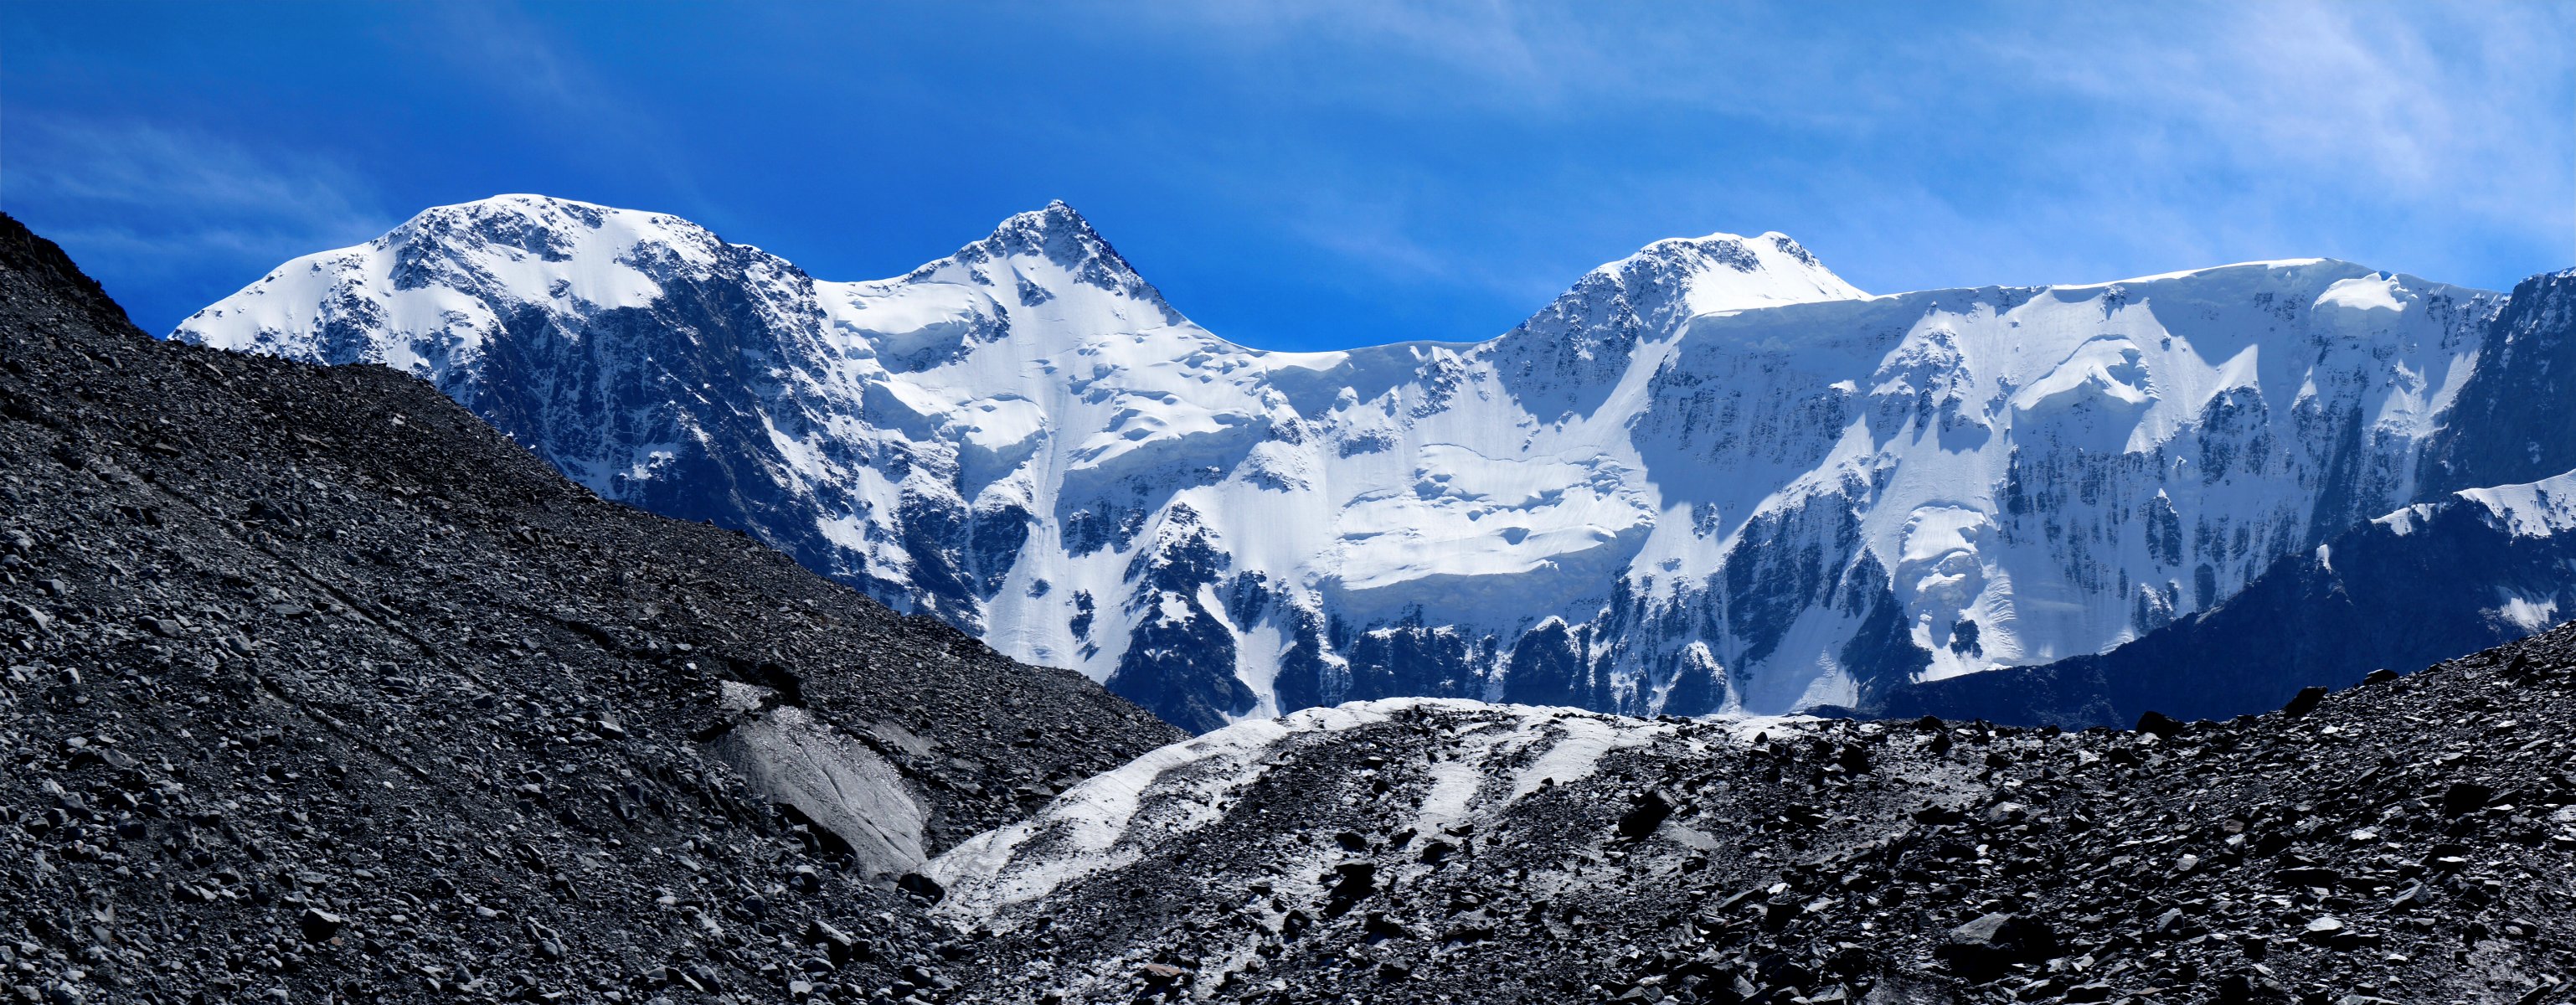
[{"left": 173, "top": 195, "right": 2576, "bottom": 732}]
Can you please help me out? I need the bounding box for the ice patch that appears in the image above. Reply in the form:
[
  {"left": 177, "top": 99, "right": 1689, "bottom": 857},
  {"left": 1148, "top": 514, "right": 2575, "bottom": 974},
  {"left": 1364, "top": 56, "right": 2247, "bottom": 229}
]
[
  {"left": 2014, "top": 338, "right": 2156, "bottom": 415},
  {"left": 928, "top": 699, "right": 1671, "bottom": 922},
  {"left": 2372, "top": 502, "right": 2439, "bottom": 537},
  {"left": 1898, "top": 506, "right": 1991, "bottom": 565},
  {"left": 816, "top": 278, "right": 1001, "bottom": 364},
  {"left": 2315, "top": 276, "right": 2413, "bottom": 314},
  {"left": 1327, "top": 447, "right": 1654, "bottom": 622},
  {"left": 2494, "top": 593, "right": 2562, "bottom": 632},
  {"left": 1507, "top": 712, "right": 1671, "bottom": 801},
  {"left": 926, "top": 702, "right": 1398, "bottom": 916},
  {"left": 706, "top": 706, "right": 925, "bottom": 878}
]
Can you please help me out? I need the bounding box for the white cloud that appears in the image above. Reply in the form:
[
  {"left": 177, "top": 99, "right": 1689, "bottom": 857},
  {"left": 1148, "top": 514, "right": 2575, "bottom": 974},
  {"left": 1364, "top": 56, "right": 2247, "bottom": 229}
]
[
  {"left": 1115, "top": 0, "right": 2573, "bottom": 296},
  {"left": 1991, "top": 1, "right": 2563, "bottom": 210}
]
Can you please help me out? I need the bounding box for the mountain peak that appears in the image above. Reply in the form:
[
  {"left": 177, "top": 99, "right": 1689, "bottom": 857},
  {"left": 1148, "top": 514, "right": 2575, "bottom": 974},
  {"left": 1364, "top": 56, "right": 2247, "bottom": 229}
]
[
  {"left": 388, "top": 193, "right": 672, "bottom": 239},
  {"left": 1499, "top": 228, "right": 1866, "bottom": 369},
  {"left": 908, "top": 202, "right": 1179, "bottom": 321},
  {"left": 1604, "top": 229, "right": 1866, "bottom": 316},
  {"left": 371, "top": 193, "right": 726, "bottom": 281},
  {"left": 974, "top": 200, "right": 1111, "bottom": 258}
]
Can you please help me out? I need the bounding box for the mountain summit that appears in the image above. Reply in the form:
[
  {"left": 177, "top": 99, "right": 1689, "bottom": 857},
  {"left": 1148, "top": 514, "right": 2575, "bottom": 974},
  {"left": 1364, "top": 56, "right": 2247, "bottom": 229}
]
[
  {"left": 1591, "top": 229, "right": 1867, "bottom": 314},
  {"left": 178, "top": 197, "right": 2537, "bottom": 732},
  {"left": 914, "top": 200, "right": 1176, "bottom": 309}
]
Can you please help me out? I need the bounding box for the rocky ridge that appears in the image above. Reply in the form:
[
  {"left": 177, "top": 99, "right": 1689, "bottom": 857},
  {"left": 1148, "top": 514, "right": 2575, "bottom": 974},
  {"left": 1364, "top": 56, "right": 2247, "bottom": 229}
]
[
  {"left": 0, "top": 212, "right": 1182, "bottom": 1005},
  {"left": 914, "top": 624, "right": 2576, "bottom": 1005}
]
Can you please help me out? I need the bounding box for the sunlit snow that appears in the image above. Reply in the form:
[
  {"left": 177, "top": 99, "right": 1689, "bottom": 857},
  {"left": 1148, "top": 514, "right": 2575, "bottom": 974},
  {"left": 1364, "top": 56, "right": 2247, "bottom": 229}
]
[{"left": 175, "top": 193, "right": 2509, "bottom": 725}]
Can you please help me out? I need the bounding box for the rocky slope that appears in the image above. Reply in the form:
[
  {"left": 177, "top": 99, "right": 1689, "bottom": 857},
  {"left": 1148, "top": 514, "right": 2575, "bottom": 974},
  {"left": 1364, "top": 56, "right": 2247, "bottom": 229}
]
[
  {"left": 174, "top": 195, "right": 2508, "bottom": 731},
  {"left": 0, "top": 213, "right": 1182, "bottom": 1005},
  {"left": 917, "top": 621, "right": 2576, "bottom": 1005}
]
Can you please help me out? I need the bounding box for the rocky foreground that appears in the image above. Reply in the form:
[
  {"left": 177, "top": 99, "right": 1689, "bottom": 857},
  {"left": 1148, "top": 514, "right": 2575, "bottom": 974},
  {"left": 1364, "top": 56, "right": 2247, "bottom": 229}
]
[
  {"left": 0, "top": 213, "right": 1181, "bottom": 1005},
  {"left": 920, "top": 626, "right": 2576, "bottom": 1005}
]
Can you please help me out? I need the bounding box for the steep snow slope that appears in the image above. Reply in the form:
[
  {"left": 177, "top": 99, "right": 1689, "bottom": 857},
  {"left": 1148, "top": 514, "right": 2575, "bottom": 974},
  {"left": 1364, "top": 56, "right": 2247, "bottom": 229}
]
[
  {"left": 176, "top": 195, "right": 2502, "bottom": 730},
  {"left": 1883, "top": 466, "right": 2576, "bottom": 727}
]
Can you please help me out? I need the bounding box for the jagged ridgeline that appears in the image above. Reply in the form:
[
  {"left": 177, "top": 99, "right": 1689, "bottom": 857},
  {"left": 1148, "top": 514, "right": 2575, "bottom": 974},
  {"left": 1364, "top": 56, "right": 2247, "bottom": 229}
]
[
  {"left": 0, "top": 213, "right": 1181, "bottom": 1002},
  {"left": 173, "top": 196, "right": 2576, "bottom": 732}
]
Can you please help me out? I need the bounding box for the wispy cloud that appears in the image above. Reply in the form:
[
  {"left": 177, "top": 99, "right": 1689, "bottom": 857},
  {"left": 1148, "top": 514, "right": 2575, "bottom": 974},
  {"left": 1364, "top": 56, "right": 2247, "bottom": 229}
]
[
  {"left": 1111, "top": 0, "right": 2573, "bottom": 300},
  {"left": 1927, "top": 0, "right": 2575, "bottom": 286},
  {"left": 0, "top": 117, "right": 397, "bottom": 309}
]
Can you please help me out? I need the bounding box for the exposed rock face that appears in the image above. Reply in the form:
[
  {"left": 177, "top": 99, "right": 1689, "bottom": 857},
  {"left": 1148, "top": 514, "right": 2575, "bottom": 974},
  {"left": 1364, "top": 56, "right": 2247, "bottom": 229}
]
[
  {"left": 2419, "top": 269, "right": 2576, "bottom": 494},
  {"left": 176, "top": 195, "right": 2514, "bottom": 730},
  {"left": 918, "top": 624, "right": 2576, "bottom": 1005},
  {"left": 0, "top": 214, "right": 1181, "bottom": 1004}
]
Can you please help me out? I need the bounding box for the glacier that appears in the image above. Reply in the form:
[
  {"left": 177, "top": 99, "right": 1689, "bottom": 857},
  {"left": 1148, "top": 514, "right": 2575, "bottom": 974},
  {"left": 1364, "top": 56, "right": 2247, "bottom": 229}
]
[{"left": 174, "top": 194, "right": 2509, "bottom": 731}]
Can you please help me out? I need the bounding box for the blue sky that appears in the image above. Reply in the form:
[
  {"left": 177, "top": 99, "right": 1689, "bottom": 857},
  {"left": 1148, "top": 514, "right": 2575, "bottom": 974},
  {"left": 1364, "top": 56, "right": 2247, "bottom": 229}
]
[{"left": 5, "top": 2, "right": 2569, "bottom": 351}]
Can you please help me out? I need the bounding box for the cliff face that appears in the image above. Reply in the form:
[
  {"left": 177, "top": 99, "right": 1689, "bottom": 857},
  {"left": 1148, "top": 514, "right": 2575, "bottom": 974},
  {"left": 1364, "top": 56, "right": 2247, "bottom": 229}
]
[
  {"left": 2419, "top": 268, "right": 2576, "bottom": 494},
  {"left": 1875, "top": 266, "right": 2576, "bottom": 730}
]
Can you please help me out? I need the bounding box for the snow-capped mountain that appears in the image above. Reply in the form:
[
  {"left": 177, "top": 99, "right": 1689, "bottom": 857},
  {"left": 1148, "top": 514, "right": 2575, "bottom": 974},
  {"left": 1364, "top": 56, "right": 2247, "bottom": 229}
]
[
  {"left": 1882, "top": 268, "right": 2576, "bottom": 728},
  {"left": 175, "top": 194, "right": 2508, "bottom": 731}
]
